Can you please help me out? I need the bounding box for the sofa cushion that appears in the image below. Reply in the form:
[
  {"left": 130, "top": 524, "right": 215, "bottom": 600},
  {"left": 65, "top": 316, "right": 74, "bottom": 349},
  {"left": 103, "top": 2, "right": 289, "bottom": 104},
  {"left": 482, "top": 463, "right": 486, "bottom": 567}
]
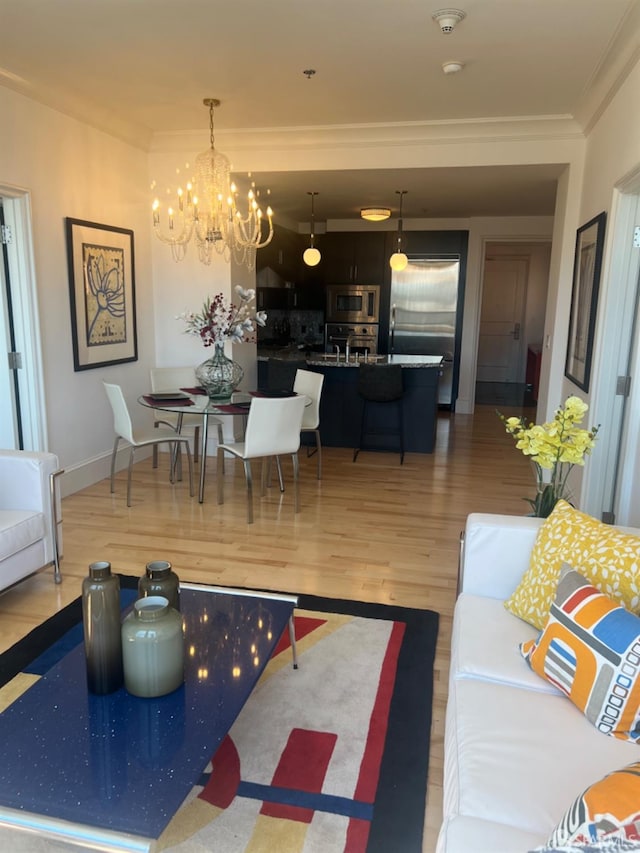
[
  {"left": 542, "top": 761, "right": 640, "bottom": 847},
  {"left": 443, "top": 678, "right": 638, "bottom": 842},
  {"left": 505, "top": 500, "right": 640, "bottom": 630},
  {"left": 452, "top": 594, "right": 560, "bottom": 693},
  {"left": 0, "top": 511, "right": 45, "bottom": 562},
  {"left": 436, "top": 814, "right": 544, "bottom": 853},
  {"left": 521, "top": 567, "right": 640, "bottom": 743}
]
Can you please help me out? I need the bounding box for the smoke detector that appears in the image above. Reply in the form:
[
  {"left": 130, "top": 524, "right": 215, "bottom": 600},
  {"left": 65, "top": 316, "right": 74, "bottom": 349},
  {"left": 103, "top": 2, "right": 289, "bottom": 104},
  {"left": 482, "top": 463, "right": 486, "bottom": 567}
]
[{"left": 432, "top": 8, "right": 466, "bottom": 33}]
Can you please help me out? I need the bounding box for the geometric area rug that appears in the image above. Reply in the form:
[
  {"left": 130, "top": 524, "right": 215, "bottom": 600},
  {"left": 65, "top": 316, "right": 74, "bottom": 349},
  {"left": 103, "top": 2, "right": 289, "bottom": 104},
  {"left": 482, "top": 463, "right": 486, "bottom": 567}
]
[{"left": 0, "top": 578, "right": 439, "bottom": 853}]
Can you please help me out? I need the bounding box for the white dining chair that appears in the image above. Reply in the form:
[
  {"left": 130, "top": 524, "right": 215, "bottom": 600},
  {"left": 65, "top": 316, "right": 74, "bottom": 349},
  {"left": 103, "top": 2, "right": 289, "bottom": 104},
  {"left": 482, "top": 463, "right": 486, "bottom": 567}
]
[
  {"left": 293, "top": 368, "right": 324, "bottom": 479},
  {"left": 103, "top": 381, "right": 194, "bottom": 507},
  {"left": 216, "top": 395, "right": 306, "bottom": 523},
  {"left": 149, "top": 366, "right": 224, "bottom": 466}
]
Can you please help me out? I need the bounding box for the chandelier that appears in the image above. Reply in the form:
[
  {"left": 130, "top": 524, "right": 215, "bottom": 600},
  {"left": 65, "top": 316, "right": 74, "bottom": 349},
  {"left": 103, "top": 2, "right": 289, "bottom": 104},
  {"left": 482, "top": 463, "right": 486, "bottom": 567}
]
[{"left": 151, "top": 98, "right": 274, "bottom": 271}]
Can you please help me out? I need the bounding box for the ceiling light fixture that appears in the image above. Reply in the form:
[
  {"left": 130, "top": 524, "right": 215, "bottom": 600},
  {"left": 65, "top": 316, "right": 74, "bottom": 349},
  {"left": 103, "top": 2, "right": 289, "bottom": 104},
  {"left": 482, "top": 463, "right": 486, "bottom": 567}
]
[
  {"left": 389, "top": 191, "right": 409, "bottom": 272},
  {"left": 360, "top": 207, "right": 391, "bottom": 222},
  {"left": 442, "top": 60, "right": 464, "bottom": 74},
  {"left": 303, "top": 192, "right": 321, "bottom": 267},
  {"left": 432, "top": 8, "right": 466, "bottom": 33},
  {"left": 151, "top": 98, "right": 273, "bottom": 270}
]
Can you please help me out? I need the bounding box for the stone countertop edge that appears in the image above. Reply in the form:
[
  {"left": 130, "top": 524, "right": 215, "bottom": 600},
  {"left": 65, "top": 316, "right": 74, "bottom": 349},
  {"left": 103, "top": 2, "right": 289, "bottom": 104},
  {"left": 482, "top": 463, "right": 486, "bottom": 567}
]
[{"left": 257, "top": 352, "right": 443, "bottom": 368}]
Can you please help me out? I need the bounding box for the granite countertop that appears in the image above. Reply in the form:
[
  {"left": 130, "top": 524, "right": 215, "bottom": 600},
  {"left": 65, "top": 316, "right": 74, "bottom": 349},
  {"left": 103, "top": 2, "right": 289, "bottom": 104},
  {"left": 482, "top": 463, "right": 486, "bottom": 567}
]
[{"left": 257, "top": 348, "right": 443, "bottom": 368}]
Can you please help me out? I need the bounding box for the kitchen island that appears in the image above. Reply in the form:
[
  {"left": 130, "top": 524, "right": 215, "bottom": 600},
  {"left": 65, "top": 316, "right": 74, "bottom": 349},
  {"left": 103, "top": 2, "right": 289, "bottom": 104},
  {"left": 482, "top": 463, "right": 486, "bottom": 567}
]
[{"left": 257, "top": 351, "right": 443, "bottom": 454}]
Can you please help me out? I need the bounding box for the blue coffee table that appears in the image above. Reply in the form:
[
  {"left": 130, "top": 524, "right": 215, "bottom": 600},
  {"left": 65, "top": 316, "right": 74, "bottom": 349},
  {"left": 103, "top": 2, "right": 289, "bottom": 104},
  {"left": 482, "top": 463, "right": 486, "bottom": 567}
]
[{"left": 0, "top": 583, "right": 297, "bottom": 851}]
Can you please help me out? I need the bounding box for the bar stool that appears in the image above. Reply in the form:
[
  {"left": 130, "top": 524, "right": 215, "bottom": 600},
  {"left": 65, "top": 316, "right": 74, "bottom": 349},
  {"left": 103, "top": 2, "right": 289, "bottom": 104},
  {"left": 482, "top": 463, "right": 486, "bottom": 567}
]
[{"left": 353, "top": 364, "right": 404, "bottom": 464}]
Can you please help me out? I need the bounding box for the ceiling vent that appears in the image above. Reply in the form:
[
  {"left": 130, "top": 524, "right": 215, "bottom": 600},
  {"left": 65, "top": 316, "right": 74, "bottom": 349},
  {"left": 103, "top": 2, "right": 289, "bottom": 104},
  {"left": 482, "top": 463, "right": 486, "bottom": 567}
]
[{"left": 432, "top": 9, "right": 466, "bottom": 33}]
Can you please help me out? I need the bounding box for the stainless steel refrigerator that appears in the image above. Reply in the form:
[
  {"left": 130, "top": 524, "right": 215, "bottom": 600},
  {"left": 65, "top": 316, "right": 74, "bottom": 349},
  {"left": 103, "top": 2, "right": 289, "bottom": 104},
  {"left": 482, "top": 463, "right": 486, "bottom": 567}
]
[{"left": 388, "top": 257, "right": 463, "bottom": 408}]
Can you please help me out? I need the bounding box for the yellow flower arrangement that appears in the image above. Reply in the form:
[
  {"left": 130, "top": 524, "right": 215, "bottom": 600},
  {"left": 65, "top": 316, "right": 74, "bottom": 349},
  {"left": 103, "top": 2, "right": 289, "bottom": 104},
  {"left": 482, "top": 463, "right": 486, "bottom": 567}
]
[{"left": 498, "top": 396, "right": 599, "bottom": 517}]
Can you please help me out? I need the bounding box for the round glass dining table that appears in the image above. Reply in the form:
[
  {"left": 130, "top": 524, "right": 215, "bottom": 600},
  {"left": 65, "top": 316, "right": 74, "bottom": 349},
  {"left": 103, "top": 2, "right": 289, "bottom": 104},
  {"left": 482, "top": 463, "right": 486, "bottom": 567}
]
[{"left": 138, "top": 392, "right": 252, "bottom": 503}]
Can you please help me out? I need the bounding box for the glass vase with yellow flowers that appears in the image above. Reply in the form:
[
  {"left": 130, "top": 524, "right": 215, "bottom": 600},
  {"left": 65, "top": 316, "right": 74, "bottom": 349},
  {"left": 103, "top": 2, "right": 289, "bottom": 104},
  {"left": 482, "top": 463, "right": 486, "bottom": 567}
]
[{"left": 498, "top": 396, "right": 599, "bottom": 518}]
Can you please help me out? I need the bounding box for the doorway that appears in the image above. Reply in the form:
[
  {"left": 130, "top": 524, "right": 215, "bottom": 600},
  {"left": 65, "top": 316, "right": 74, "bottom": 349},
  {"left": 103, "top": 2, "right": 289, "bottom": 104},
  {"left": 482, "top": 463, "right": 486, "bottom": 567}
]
[
  {"left": 0, "top": 201, "right": 22, "bottom": 447},
  {"left": 475, "top": 242, "right": 551, "bottom": 408},
  {"left": 0, "top": 188, "right": 47, "bottom": 451},
  {"left": 583, "top": 180, "right": 640, "bottom": 525},
  {"left": 477, "top": 255, "right": 528, "bottom": 385}
]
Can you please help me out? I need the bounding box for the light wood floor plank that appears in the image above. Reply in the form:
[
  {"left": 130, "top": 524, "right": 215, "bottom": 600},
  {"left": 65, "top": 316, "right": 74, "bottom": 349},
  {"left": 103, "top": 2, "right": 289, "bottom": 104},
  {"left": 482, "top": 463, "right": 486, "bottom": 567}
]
[{"left": 0, "top": 404, "right": 535, "bottom": 851}]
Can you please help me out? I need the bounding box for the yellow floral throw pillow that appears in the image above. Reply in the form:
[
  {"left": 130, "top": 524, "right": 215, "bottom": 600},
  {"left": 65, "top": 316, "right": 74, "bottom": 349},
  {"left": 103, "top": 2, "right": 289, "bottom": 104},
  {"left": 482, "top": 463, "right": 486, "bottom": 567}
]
[{"left": 505, "top": 500, "right": 640, "bottom": 629}]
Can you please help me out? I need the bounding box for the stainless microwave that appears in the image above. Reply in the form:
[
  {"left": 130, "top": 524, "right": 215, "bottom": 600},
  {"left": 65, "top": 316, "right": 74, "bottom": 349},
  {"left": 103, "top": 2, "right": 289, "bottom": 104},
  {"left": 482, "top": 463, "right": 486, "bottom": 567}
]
[{"left": 326, "top": 285, "right": 380, "bottom": 324}]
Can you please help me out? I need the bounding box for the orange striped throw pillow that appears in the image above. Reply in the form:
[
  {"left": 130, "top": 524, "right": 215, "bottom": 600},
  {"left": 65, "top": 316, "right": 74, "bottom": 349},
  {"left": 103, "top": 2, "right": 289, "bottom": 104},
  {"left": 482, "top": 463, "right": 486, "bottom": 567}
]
[{"left": 521, "top": 565, "right": 640, "bottom": 742}]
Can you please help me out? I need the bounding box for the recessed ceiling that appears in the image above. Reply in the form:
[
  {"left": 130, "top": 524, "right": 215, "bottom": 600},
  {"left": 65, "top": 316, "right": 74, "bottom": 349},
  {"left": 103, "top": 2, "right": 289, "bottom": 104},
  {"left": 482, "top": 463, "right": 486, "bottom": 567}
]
[{"left": 0, "top": 0, "right": 637, "bottom": 222}]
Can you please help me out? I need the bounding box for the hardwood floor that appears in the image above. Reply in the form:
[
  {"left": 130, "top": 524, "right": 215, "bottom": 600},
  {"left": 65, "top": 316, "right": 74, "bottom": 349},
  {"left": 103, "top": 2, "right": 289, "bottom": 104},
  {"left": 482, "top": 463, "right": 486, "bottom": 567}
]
[{"left": 0, "top": 403, "right": 535, "bottom": 852}]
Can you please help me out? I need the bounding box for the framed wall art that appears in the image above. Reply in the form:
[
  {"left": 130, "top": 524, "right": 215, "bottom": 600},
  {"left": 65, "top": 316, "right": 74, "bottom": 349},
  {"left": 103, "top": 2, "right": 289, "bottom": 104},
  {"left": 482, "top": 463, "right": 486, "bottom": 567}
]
[
  {"left": 66, "top": 218, "right": 138, "bottom": 371},
  {"left": 564, "top": 211, "right": 606, "bottom": 392}
]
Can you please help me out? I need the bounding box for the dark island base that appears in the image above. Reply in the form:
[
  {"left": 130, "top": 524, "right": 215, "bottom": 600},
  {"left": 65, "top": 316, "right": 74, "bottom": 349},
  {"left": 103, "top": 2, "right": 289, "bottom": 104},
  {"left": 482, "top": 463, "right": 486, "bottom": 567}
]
[{"left": 258, "top": 360, "right": 440, "bottom": 454}]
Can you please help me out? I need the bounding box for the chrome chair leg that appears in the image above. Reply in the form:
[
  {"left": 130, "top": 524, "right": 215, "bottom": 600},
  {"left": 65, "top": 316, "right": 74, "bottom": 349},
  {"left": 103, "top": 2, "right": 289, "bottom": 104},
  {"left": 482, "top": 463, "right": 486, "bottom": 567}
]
[
  {"left": 184, "top": 442, "right": 194, "bottom": 498},
  {"left": 292, "top": 453, "right": 300, "bottom": 514},
  {"left": 243, "top": 459, "right": 254, "bottom": 524},
  {"left": 216, "top": 447, "right": 226, "bottom": 506},
  {"left": 193, "top": 426, "right": 200, "bottom": 464},
  {"left": 126, "top": 448, "right": 136, "bottom": 507},
  {"left": 288, "top": 614, "right": 299, "bottom": 670},
  {"left": 152, "top": 422, "right": 159, "bottom": 469},
  {"left": 110, "top": 436, "right": 120, "bottom": 493},
  {"left": 314, "top": 429, "right": 322, "bottom": 479},
  {"left": 50, "top": 468, "right": 64, "bottom": 585}
]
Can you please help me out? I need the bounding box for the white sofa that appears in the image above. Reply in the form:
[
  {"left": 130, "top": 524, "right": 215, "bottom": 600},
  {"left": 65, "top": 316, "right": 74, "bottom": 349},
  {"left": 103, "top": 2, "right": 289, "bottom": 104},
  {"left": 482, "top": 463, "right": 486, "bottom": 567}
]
[
  {"left": 437, "top": 513, "right": 640, "bottom": 853},
  {"left": 0, "top": 450, "right": 63, "bottom": 591}
]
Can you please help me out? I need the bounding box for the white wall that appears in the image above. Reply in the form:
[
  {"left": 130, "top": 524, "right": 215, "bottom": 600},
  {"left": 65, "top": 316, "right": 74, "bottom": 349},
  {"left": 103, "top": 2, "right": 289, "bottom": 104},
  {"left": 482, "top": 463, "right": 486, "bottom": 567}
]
[
  {"left": 571, "top": 58, "right": 640, "bottom": 519},
  {"left": 0, "top": 87, "right": 155, "bottom": 495}
]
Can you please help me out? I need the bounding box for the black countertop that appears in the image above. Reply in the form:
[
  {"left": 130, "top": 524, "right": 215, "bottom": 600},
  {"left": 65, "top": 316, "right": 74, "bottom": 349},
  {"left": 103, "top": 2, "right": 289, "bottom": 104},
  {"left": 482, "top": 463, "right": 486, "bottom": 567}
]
[{"left": 257, "top": 347, "right": 443, "bottom": 369}]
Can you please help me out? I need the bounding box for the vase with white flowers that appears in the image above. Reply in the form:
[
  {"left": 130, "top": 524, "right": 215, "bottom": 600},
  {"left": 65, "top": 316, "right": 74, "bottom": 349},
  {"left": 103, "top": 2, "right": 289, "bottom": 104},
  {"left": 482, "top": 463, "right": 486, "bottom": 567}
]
[
  {"left": 498, "top": 395, "right": 599, "bottom": 518},
  {"left": 178, "top": 287, "right": 267, "bottom": 399}
]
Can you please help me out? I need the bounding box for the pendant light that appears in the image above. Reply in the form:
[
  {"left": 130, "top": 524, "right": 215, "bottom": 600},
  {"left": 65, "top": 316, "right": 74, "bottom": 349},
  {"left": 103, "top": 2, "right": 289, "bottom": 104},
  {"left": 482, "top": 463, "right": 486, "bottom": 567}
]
[
  {"left": 389, "top": 190, "right": 409, "bottom": 272},
  {"left": 303, "top": 191, "right": 321, "bottom": 267}
]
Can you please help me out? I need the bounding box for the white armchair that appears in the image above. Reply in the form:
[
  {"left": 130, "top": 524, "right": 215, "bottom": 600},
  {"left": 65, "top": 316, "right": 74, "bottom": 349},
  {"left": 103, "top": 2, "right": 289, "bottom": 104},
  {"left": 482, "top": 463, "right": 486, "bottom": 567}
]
[{"left": 0, "top": 450, "right": 63, "bottom": 591}]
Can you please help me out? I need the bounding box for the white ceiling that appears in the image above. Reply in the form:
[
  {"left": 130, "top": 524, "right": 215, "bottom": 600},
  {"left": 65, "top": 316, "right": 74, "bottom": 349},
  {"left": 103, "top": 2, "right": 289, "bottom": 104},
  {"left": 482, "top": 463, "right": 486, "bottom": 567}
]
[{"left": 2, "top": 0, "right": 639, "bottom": 222}]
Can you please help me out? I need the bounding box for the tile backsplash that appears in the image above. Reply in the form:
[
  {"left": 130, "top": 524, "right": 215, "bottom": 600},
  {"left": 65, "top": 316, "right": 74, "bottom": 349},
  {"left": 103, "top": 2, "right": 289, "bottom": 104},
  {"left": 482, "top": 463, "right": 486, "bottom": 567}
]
[{"left": 258, "top": 309, "right": 324, "bottom": 345}]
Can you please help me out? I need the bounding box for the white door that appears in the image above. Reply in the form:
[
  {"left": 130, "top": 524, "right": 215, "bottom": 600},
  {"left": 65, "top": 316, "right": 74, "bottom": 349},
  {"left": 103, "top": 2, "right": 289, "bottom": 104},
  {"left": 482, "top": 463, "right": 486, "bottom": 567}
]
[
  {"left": 477, "top": 256, "right": 528, "bottom": 382},
  {"left": 0, "top": 202, "right": 21, "bottom": 447},
  {"left": 0, "top": 189, "right": 47, "bottom": 452}
]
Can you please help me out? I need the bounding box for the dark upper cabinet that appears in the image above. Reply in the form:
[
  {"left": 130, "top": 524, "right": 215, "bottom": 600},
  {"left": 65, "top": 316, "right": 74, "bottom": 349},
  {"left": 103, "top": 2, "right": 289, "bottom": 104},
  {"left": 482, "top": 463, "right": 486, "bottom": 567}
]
[
  {"left": 288, "top": 281, "right": 325, "bottom": 310},
  {"left": 321, "top": 232, "right": 387, "bottom": 284},
  {"left": 256, "top": 224, "right": 305, "bottom": 283},
  {"left": 256, "top": 288, "right": 289, "bottom": 311}
]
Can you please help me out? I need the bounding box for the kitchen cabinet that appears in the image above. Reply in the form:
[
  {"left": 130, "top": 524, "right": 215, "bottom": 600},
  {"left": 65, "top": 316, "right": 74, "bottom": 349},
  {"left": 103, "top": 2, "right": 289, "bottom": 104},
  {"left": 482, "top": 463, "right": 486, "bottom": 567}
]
[
  {"left": 257, "top": 283, "right": 324, "bottom": 312},
  {"left": 321, "top": 232, "right": 386, "bottom": 285},
  {"left": 256, "top": 224, "right": 305, "bottom": 283},
  {"left": 258, "top": 357, "right": 441, "bottom": 453},
  {"left": 288, "top": 282, "right": 325, "bottom": 310},
  {"left": 256, "top": 288, "right": 289, "bottom": 311}
]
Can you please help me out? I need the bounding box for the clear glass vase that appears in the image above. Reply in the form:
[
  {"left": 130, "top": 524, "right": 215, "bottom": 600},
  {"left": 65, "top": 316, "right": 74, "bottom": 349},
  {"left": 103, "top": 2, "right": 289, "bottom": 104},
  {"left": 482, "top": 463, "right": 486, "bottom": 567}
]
[{"left": 195, "top": 341, "right": 244, "bottom": 400}]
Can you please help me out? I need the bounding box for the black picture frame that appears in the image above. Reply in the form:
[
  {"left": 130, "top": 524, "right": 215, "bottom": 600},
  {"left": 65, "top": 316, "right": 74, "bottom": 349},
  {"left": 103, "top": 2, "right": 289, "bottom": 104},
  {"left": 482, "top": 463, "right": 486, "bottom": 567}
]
[
  {"left": 564, "top": 211, "right": 606, "bottom": 392},
  {"left": 66, "top": 218, "right": 138, "bottom": 371}
]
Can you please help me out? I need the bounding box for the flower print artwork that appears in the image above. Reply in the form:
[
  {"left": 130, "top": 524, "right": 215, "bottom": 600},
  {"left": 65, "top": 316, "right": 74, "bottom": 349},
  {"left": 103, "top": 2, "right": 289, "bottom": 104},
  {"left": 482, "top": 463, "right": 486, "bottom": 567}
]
[
  {"left": 83, "top": 244, "right": 127, "bottom": 346},
  {"left": 67, "top": 218, "right": 137, "bottom": 371}
]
